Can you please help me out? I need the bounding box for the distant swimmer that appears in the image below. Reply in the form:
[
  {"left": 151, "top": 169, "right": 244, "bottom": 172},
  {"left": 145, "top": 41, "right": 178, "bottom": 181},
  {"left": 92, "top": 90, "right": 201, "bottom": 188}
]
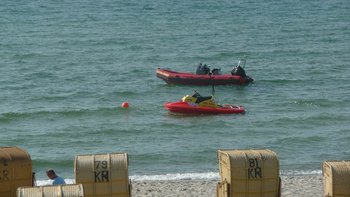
[{"left": 46, "top": 169, "right": 66, "bottom": 185}]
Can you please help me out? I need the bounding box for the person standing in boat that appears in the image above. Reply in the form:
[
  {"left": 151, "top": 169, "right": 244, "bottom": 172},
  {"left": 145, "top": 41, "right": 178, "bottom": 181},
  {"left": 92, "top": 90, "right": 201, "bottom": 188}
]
[{"left": 46, "top": 169, "right": 66, "bottom": 185}]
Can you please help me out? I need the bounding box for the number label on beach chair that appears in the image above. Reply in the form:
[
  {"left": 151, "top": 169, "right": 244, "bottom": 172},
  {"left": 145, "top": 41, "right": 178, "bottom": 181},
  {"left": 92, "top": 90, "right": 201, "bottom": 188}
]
[
  {"left": 94, "top": 160, "right": 109, "bottom": 182},
  {"left": 0, "top": 170, "right": 10, "bottom": 181},
  {"left": 248, "top": 158, "right": 262, "bottom": 179}
]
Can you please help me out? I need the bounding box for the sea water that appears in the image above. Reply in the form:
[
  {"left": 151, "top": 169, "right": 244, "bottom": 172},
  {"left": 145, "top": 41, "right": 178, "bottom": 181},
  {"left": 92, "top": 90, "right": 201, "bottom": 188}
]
[{"left": 1, "top": 0, "right": 349, "bottom": 183}]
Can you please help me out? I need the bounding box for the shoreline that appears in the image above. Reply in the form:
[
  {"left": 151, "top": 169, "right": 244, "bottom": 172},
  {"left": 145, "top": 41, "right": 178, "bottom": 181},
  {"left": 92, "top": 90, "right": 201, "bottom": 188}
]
[
  {"left": 130, "top": 174, "right": 323, "bottom": 197},
  {"left": 36, "top": 174, "right": 323, "bottom": 196}
]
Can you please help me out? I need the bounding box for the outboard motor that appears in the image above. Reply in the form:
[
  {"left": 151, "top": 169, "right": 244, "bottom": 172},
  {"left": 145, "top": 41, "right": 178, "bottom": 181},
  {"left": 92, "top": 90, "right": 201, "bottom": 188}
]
[
  {"left": 231, "top": 66, "right": 246, "bottom": 77},
  {"left": 231, "top": 58, "right": 247, "bottom": 77},
  {"left": 196, "top": 63, "right": 210, "bottom": 75}
]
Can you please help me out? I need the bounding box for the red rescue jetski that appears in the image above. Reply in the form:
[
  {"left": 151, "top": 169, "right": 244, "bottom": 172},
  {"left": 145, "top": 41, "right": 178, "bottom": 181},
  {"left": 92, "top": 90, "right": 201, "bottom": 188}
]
[
  {"left": 164, "top": 91, "right": 245, "bottom": 115},
  {"left": 157, "top": 58, "right": 253, "bottom": 85}
]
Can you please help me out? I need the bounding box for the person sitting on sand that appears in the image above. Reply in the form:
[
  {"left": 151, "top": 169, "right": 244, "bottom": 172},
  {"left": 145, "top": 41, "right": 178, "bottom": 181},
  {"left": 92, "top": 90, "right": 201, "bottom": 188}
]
[{"left": 46, "top": 169, "right": 66, "bottom": 185}]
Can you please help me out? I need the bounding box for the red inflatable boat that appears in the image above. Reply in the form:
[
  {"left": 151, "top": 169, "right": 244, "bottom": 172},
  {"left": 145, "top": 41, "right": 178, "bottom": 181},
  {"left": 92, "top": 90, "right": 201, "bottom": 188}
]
[
  {"left": 156, "top": 68, "right": 253, "bottom": 85},
  {"left": 156, "top": 58, "right": 253, "bottom": 85}
]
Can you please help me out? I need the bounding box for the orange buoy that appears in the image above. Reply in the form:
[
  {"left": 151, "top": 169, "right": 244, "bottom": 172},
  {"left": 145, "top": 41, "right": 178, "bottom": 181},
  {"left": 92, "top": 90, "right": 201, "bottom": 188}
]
[{"left": 121, "top": 102, "right": 129, "bottom": 108}]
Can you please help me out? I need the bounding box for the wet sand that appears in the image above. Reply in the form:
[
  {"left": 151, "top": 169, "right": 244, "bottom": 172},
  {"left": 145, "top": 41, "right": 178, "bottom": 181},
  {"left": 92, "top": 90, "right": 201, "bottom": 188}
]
[{"left": 131, "top": 175, "right": 323, "bottom": 197}]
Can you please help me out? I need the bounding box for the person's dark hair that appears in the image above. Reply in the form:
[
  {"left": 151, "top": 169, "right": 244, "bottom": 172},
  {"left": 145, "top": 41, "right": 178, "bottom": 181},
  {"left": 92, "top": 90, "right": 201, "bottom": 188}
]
[{"left": 46, "top": 169, "right": 56, "bottom": 175}]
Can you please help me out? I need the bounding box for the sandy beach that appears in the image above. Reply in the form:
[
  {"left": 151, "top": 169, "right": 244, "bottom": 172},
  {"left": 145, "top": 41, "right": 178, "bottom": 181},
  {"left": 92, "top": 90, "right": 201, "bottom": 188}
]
[{"left": 131, "top": 175, "right": 323, "bottom": 197}]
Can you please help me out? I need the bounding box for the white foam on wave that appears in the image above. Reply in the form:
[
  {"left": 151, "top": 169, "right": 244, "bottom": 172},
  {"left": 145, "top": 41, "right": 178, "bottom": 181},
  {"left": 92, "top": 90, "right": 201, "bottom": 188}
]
[
  {"left": 130, "top": 172, "right": 220, "bottom": 181},
  {"left": 35, "top": 170, "right": 321, "bottom": 185},
  {"left": 35, "top": 172, "right": 219, "bottom": 185},
  {"left": 281, "top": 169, "right": 322, "bottom": 176},
  {"left": 36, "top": 179, "right": 75, "bottom": 186}
]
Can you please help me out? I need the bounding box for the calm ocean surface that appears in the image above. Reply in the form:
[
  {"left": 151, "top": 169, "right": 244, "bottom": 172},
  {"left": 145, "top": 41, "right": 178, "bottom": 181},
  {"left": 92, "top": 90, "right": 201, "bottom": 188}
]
[{"left": 1, "top": 0, "right": 349, "bottom": 182}]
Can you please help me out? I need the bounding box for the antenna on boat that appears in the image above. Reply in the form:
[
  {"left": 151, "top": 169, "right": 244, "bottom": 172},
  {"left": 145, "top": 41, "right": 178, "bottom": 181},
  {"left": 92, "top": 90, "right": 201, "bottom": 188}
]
[
  {"left": 238, "top": 55, "right": 247, "bottom": 68},
  {"left": 209, "top": 69, "right": 215, "bottom": 96}
]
